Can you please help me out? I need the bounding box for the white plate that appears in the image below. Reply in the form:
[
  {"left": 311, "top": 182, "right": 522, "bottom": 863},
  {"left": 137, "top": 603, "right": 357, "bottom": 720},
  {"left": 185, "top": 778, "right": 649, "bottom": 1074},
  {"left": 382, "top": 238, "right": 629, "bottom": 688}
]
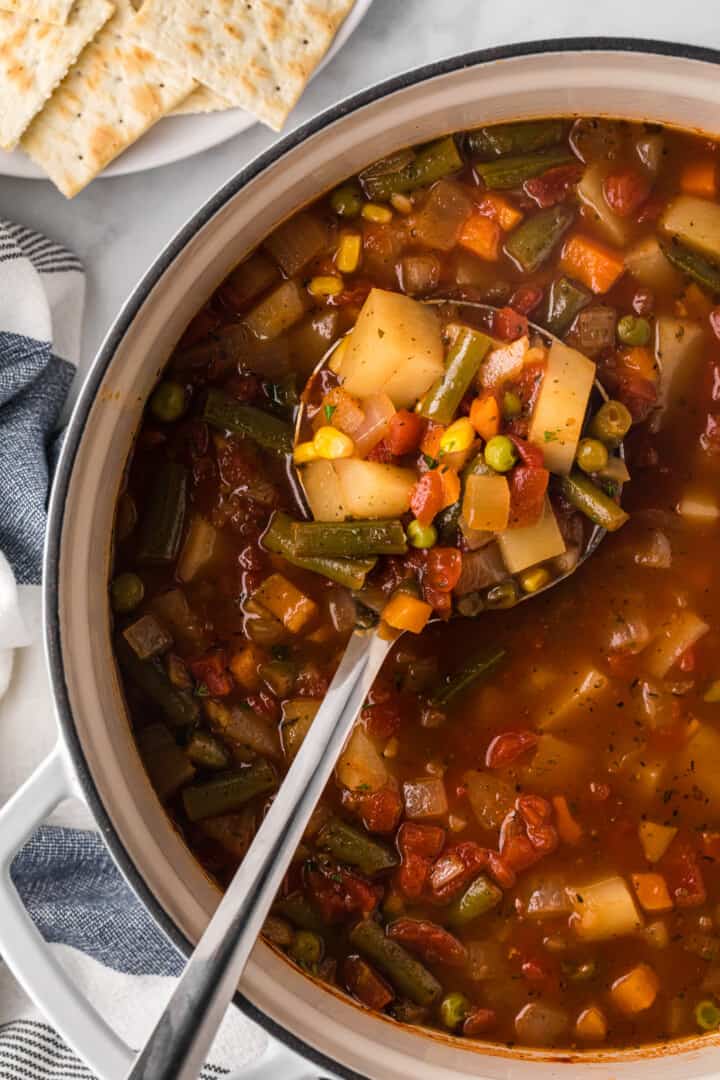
[{"left": 0, "top": 0, "right": 373, "bottom": 181}]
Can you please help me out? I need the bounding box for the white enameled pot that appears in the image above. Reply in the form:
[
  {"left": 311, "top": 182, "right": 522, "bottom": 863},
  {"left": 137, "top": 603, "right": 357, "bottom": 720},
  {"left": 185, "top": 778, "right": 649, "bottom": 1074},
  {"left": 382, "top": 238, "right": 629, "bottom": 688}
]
[{"left": 2, "top": 39, "right": 720, "bottom": 1080}]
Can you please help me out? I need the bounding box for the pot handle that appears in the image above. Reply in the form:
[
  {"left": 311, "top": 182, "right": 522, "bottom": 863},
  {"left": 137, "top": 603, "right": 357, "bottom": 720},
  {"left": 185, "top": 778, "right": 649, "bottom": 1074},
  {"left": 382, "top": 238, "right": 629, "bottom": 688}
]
[{"left": 0, "top": 744, "right": 335, "bottom": 1080}]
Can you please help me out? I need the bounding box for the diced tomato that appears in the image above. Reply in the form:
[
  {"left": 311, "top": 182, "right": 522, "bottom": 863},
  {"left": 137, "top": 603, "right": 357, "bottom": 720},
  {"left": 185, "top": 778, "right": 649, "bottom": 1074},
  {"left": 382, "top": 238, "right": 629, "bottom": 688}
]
[
  {"left": 362, "top": 701, "right": 402, "bottom": 739},
  {"left": 344, "top": 956, "right": 394, "bottom": 1010},
  {"left": 517, "top": 951, "right": 560, "bottom": 993},
  {"left": 388, "top": 409, "right": 424, "bottom": 456},
  {"left": 636, "top": 193, "right": 666, "bottom": 224},
  {"left": 499, "top": 830, "right": 539, "bottom": 873},
  {"left": 366, "top": 439, "right": 394, "bottom": 464},
  {"left": 603, "top": 168, "right": 652, "bottom": 218},
  {"left": 517, "top": 793, "right": 553, "bottom": 828},
  {"left": 423, "top": 584, "right": 452, "bottom": 619},
  {"left": 410, "top": 470, "right": 445, "bottom": 526},
  {"left": 508, "top": 465, "right": 549, "bottom": 527},
  {"left": 305, "top": 863, "right": 380, "bottom": 922},
  {"left": 429, "top": 841, "right": 488, "bottom": 902},
  {"left": 485, "top": 850, "right": 517, "bottom": 888},
  {"left": 244, "top": 689, "right": 281, "bottom": 722},
  {"left": 523, "top": 163, "right": 583, "bottom": 208},
  {"left": 420, "top": 420, "right": 444, "bottom": 460},
  {"left": 294, "top": 665, "right": 329, "bottom": 698},
  {"left": 462, "top": 1008, "right": 497, "bottom": 1036},
  {"left": 679, "top": 646, "right": 696, "bottom": 673},
  {"left": 357, "top": 787, "right": 403, "bottom": 834},
  {"left": 508, "top": 434, "right": 544, "bottom": 468},
  {"left": 485, "top": 730, "right": 538, "bottom": 769},
  {"left": 702, "top": 413, "right": 720, "bottom": 454},
  {"left": 660, "top": 841, "right": 707, "bottom": 908},
  {"left": 426, "top": 548, "right": 463, "bottom": 592},
  {"left": 510, "top": 285, "right": 544, "bottom": 316},
  {"left": 188, "top": 649, "right": 233, "bottom": 696},
  {"left": 387, "top": 918, "right": 467, "bottom": 966},
  {"left": 494, "top": 306, "right": 529, "bottom": 341},
  {"left": 617, "top": 374, "right": 658, "bottom": 423},
  {"left": 397, "top": 851, "right": 431, "bottom": 899},
  {"left": 398, "top": 823, "right": 446, "bottom": 859},
  {"left": 513, "top": 362, "right": 546, "bottom": 413}
]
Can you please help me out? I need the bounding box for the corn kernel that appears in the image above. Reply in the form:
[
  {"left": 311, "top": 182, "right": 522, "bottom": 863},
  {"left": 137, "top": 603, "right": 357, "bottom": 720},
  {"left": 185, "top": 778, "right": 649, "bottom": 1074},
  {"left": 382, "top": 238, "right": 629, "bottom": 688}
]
[
  {"left": 361, "top": 202, "right": 392, "bottom": 224},
  {"left": 575, "top": 1005, "right": 608, "bottom": 1041},
  {"left": 293, "top": 440, "right": 318, "bottom": 464},
  {"left": 328, "top": 336, "right": 349, "bottom": 374},
  {"left": 313, "top": 425, "right": 355, "bottom": 460},
  {"left": 308, "top": 274, "right": 343, "bottom": 297},
  {"left": 336, "top": 232, "right": 362, "bottom": 274},
  {"left": 390, "top": 192, "right": 413, "bottom": 215},
  {"left": 519, "top": 566, "right": 551, "bottom": 594},
  {"left": 439, "top": 417, "right": 475, "bottom": 454}
]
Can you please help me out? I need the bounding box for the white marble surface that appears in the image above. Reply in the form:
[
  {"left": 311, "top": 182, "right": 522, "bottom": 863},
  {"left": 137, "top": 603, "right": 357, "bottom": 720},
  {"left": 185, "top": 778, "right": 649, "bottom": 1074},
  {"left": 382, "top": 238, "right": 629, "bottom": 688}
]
[{"left": 1, "top": 0, "right": 719, "bottom": 387}]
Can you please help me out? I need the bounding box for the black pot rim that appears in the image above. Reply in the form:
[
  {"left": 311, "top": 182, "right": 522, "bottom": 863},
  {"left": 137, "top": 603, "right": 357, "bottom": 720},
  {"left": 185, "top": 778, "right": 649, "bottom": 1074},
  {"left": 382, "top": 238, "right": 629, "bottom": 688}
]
[{"left": 44, "top": 36, "right": 720, "bottom": 1080}]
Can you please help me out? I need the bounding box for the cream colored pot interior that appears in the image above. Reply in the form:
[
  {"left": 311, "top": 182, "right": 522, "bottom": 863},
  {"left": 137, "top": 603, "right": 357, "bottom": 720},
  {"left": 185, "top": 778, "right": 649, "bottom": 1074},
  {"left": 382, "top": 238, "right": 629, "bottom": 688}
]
[{"left": 57, "top": 48, "right": 720, "bottom": 1080}]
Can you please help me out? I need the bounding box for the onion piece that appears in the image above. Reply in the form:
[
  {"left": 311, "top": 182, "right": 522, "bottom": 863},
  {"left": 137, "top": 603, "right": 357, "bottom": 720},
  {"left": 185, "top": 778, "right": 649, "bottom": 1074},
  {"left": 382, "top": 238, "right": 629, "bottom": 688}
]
[
  {"left": 526, "top": 877, "right": 574, "bottom": 919},
  {"left": 403, "top": 777, "right": 448, "bottom": 820},
  {"left": 400, "top": 253, "right": 441, "bottom": 296},
  {"left": 464, "top": 769, "right": 516, "bottom": 830},
  {"left": 634, "top": 529, "right": 672, "bottom": 570},
  {"left": 337, "top": 726, "right": 389, "bottom": 792},
  {"left": 353, "top": 393, "right": 396, "bottom": 457},
  {"left": 645, "top": 610, "right": 710, "bottom": 678}
]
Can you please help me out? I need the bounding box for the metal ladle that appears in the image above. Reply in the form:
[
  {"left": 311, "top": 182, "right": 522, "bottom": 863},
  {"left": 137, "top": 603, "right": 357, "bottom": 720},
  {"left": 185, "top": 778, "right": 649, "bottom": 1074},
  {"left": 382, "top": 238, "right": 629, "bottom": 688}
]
[{"left": 127, "top": 302, "right": 624, "bottom": 1080}]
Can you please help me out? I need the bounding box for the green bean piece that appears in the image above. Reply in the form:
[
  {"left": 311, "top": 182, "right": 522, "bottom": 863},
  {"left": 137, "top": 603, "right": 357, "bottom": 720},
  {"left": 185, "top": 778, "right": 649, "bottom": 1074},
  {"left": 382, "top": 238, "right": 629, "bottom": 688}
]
[
  {"left": 695, "top": 1000, "right": 720, "bottom": 1031},
  {"left": 289, "top": 929, "right": 324, "bottom": 972},
  {"left": 504, "top": 204, "right": 575, "bottom": 273},
  {"left": 137, "top": 723, "right": 196, "bottom": 803},
  {"left": 475, "top": 148, "right": 575, "bottom": 191},
  {"left": 467, "top": 119, "right": 567, "bottom": 159},
  {"left": 359, "top": 136, "right": 463, "bottom": 201},
  {"left": 290, "top": 519, "right": 407, "bottom": 558},
  {"left": 617, "top": 314, "right": 651, "bottom": 347},
  {"left": 316, "top": 818, "right": 399, "bottom": 877},
  {"left": 419, "top": 326, "right": 492, "bottom": 425},
  {"left": 485, "top": 579, "right": 520, "bottom": 609},
  {"left": 431, "top": 648, "right": 505, "bottom": 707},
  {"left": 110, "top": 572, "right": 144, "bottom": 614},
  {"left": 576, "top": 437, "right": 609, "bottom": 474},
  {"left": 181, "top": 759, "right": 276, "bottom": 822},
  {"left": 137, "top": 461, "right": 187, "bottom": 565},
  {"left": 541, "top": 276, "right": 591, "bottom": 336},
  {"left": 407, "top": 519, "right": 438, "bottom": 549},
  {"left": 274, "top": 893, "right": 325, "bottom": 932},
  {"left": 562, "top": 472, "right": 630, "bottom": 532},
  {"left": 150, "top": 380, "right": 187, "bottom": 423},
  {"left": 349, "top": 920, "right": 441, "bottom": 1006},
  {"left": 589, "top": 400, "right": 633, "bottom": 445},
  {"left": 330, "top": 184, "right": 363, "bottom": 217},
  {"left": 263, "top": 512, "right": 376, "bottom": 590},
  {"left": 447, "top": 875, "right": 503, "bottom": 928},
  {"left": 203, "top": 388, "right": 294, "bottom": 454},
  {"left": 484, "top": 434, "right": 517, "bottom": 473},
  {"left": 259, "top": 659, "right": 296, "bottom": 697},
  {"left": 439, "top": 992, "right": 471, "bottom": 1031},
  {"left": 662, "top": 240, "right": 720, "bottom": 296},
  {"left": 116, "top": 637, "right": 200, "bottom": 728},
  {"left": 435, "top": 501, "right": 461, "bottom": 545},
  {"left": 186, "top": 730, "right": 231, "bottom": 771}
]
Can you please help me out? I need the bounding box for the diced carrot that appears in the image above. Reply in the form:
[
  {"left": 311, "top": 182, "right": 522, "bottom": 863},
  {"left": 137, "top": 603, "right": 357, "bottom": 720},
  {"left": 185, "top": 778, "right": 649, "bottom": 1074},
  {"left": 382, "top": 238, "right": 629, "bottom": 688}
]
[
  {"left": 229, "top": 644, "right": 264, "bottom": 691},
  {"left": 617, "top": 346, "right": 658, "bottom": 383},
  {"left": 560, "top": 232, "right": 625, "bottom": 294},
  {"left": 252, "top": 573, "right": 318, "bottom": 634},
  {"left": 420, "top": 420, "right": 445, "bottom": 459},
  {"left": 680, "top": 158, "right": 718, "bottom": 199},
  {"left": 552, "top": 795, "right": 583, "bottom": 846},
  {"left": 469, "top": 393, "right": 500, "bottom": 441},
  {"left": 631, "top": 872, "right": 673, "bottom": 913},
  {"left": 438, "top": 465, "right": 460, "bottom": 509},
  {"left": 477, "top": 192, "right": 524, "bottom": 231},
  {"left": 382, "top": 593, "right": 433, "bottom": 634},
  {"left": 458, "top": 213, "right": 501, "bottom": 261},
  {"left": 610, "top": 963, "right": 660, "bottom": 1015}
]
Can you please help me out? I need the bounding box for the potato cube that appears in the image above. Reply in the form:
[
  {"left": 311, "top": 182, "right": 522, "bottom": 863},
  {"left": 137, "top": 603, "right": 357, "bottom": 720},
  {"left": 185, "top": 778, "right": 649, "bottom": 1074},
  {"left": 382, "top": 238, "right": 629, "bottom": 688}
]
[{"left": 528, "top": 339, "right": 596, "bottom": 475}]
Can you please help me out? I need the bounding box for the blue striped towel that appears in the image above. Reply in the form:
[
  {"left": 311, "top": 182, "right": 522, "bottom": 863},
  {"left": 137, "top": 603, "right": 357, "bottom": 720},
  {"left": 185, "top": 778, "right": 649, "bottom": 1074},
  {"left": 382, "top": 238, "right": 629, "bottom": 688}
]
[{"left": 0, "top": 222, "right": 303, "bottom": 1080}]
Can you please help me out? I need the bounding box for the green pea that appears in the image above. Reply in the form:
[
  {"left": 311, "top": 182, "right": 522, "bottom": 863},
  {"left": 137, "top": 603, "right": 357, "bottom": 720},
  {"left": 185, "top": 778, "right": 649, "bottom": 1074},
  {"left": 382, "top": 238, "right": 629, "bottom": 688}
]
[
  {"left": 561, "top": 958, "right": 598, "bottom": 982},
  {"left": 407, "top": 519, "right": 438, "bottom": 549},
  {"left": 617, "top": 314, "right": 651, "bottom": 347},
  {"left": 439, "top": 991, "right": 470, "bottom": 1031},
  {"left": 289, "top": 929, "right": 324, "bottom": 971},
  {"left": 110, "top": 572, "right": 144, "bottom": 614},
  {"left": 330, "top": 184, "right": 363, "bottom": 218},
  {"left": 589, "top": 400, "right": 633, "bottom": 445},
  {"left": 483, "top": 434, "right": 518, "bottom": 473},
  {"left": 150, "top": 380, "right": 187, "bottom": 423},
  {"left": 485, "top": 579, "right": 520, "bottom": 609},
  {"left": 502, "top": 390, "right": 522, "bottom": 419},
  {"left": 576, "top": 437, "right": 609, "bottom": 474},
  {"left": 695, "top": 999, "right": 720, "bottom": 1031}
]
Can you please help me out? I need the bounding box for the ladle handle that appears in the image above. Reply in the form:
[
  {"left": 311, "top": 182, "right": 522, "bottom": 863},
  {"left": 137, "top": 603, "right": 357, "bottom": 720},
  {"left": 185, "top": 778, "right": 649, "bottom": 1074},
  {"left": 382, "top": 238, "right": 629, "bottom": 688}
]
[{"left": 126, "top": 628, "right": 392, "bottom": 1080}]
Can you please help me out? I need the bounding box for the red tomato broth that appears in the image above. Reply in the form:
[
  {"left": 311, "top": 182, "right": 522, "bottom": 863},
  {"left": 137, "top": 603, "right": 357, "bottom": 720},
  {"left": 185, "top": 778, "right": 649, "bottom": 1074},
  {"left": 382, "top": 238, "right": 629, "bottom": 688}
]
[{"left": 112, "top": 116, "right": 720, "bottom": 1052}]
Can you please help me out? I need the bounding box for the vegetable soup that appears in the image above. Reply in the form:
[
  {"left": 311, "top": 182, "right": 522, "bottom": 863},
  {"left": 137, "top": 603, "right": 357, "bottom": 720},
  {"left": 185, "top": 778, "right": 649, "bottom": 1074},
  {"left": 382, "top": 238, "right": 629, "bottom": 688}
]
[{"left": 112, "top": 117, "right": 720, "bottom": 1050}]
